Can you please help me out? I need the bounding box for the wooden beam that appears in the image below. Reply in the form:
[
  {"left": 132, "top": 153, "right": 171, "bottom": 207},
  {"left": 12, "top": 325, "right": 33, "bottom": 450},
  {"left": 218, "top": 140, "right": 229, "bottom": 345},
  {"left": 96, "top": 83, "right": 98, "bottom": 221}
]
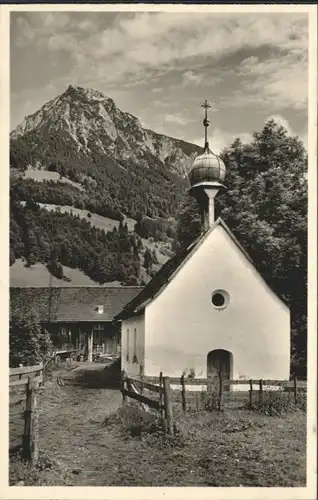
[
  {"left": 10, "top": 375, "right": 43, "bottom": 388},
  {"left": 87, "top": 329, "right": 93, "bottom": 362},
  {"left": 10, "top": 363, "right": 43, "bottom": 377},
  {"left": 128, "top": 377, "right": 164, "bottom": 394},
  {"left": 136, "top": 375, "right": 293, "bottom": 387},
  {"left": 121, "top": 389, "right": 161, "bottom": 410}
]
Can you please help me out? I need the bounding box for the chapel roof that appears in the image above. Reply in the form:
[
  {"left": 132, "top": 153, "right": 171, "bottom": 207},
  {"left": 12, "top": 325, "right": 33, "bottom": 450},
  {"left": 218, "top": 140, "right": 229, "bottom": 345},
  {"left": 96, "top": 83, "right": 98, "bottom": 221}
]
[
  {"left": 115, "top": 217, "right": 289, "bottom": 321},
  {"left": 10, "top": 286, "right": 143, "bottom": 323}
]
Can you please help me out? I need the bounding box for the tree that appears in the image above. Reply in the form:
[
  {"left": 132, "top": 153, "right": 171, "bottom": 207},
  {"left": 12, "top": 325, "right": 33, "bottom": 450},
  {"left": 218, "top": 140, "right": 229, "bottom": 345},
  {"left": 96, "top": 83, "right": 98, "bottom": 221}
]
[
  {"left": 176, "top": 193, "right": 201, "bottom": 249},
  {"left": 47, "top": 255, "right": 64, "bottom": 280},
  {"left": 10, "top": 312, "right": 53, "bottom": 367},
  {"left": 48, "top": 159, "right": 58, "bottom": 172},
  {"left": 152, "top": 249, "right": 159, "bottom": 265},
  {"left": 143, "top": 248, "right": 154, "bottom": 274}
]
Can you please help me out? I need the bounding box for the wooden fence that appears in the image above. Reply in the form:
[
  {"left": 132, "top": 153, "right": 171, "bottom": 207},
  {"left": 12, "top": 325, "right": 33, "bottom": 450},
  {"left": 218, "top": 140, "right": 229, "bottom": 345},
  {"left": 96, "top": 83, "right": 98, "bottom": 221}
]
[
  {"left": 9, "top": 363, "right": 44, "bottom": 465},
  {"left": 9, "top": 354, "right": 77, "bottom": 465},
  {"left": 179, "top": 374, "right": 301, "bottom": 411},
  {"left": 129, "top": 373, "right": 303, "bottom": 414},
  {"left": 120, "top": 371, "right": 174, "bottom": 434}
]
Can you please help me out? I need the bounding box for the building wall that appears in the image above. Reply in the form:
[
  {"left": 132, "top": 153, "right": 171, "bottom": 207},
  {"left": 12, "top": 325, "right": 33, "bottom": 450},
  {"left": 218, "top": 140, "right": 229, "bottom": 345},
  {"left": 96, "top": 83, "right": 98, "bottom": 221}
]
[
  {"left": 50, "top": 322, "right": 119, "bottom": 357},
  {"left": 121, "top": 314, "right": 145, "bottom": 376},
  {"left": 144, "top": 225, "right": 290, "bottom": 381}
]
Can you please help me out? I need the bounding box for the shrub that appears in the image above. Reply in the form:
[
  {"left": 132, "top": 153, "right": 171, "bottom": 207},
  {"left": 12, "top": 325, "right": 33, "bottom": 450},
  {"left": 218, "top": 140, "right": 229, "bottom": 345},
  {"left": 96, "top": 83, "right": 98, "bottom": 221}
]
[
  {"left": 10, "top": 312, "right": 54, "bottom": 367},
  {"left": 103, "top": 404, "right": 187, "bottom": 448},
  {"left": 246, "top": 390, "right": 306, "bottom": 416}
]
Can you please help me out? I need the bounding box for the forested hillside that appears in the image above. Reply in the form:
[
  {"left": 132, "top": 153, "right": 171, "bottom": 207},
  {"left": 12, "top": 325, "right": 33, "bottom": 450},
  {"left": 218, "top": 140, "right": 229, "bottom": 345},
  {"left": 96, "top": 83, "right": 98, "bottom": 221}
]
[{"left": 10, "top": 199, "right": 143, "bottom": 285}]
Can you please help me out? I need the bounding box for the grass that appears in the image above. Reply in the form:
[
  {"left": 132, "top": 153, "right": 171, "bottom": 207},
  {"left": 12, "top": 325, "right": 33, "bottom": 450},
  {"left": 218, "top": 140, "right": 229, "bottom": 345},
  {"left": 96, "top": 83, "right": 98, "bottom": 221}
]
[
  {"left": 24, "top": 167, "right": 85, "bottom": 191},
  {"left": 9, "top": 372, "right": 307, "bottom": 487},
  {"left": 10, "top": 259, "right": 120, "bottom": 287}
]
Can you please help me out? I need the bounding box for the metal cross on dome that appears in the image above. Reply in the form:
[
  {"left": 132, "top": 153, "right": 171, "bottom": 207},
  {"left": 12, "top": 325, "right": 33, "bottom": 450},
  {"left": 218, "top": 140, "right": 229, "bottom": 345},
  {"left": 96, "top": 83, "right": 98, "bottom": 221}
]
[{"left": 201, "top": 99, "right": 211, "bottom": 149}]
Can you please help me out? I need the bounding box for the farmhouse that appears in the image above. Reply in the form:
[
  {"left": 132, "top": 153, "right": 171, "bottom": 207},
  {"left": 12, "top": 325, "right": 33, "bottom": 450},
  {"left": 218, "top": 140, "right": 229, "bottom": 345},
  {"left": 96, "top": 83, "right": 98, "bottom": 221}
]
[
  {"left": 116, "top": 102, "right": 291, "bottom": 387},
  {"left": 10, "top": 286, "right": 142, "bottom": 362}
]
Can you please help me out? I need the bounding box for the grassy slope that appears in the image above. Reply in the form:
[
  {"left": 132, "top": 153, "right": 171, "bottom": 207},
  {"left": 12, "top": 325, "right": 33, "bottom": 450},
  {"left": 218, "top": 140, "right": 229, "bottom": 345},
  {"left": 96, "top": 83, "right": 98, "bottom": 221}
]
[
  {"left": 24, "top": 167, "right": 85, "bottom": 191},
  {"left": 35, "top": 203, "right": 137, "bottom": 233},
  {"left": 10, "top": 259, "right": 121, "bottom": 287},
  {"left": 9, "top": 376, "right": 306, "bottom": 487}
]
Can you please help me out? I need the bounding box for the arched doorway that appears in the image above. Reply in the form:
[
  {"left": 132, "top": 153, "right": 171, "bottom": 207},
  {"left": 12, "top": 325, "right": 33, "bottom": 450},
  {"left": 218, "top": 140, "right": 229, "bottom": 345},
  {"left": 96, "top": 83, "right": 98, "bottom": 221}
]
[{"left": 207, "top": 349, "right": 232, "bottom": 391}]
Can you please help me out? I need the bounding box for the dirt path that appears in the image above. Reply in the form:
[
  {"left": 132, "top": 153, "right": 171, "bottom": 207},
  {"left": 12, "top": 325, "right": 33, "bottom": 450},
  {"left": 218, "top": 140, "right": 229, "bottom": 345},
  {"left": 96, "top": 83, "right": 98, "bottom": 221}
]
[{"left": 39, "top": 381, "right": 123, "bottom": 484}]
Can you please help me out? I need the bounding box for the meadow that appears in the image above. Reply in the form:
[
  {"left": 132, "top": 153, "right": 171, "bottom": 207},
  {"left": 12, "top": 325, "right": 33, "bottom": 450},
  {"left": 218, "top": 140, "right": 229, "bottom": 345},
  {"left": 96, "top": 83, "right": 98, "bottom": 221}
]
[{"left": 10, "top": 369, "right": 306, "bottom": 487}]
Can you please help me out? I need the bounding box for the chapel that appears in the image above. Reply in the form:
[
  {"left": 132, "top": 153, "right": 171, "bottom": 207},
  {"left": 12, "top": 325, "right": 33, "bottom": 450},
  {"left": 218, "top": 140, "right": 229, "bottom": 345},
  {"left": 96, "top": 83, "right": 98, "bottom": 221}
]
[{"left": 116, "top": 101, "right": 290, "bottom": 389}]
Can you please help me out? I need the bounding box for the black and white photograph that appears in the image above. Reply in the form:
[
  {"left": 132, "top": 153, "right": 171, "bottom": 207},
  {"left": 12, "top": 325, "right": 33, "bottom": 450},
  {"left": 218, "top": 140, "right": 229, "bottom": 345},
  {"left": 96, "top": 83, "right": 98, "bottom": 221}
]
[{"left": 2, "top": 3, "right": 317, "bottom": 498}]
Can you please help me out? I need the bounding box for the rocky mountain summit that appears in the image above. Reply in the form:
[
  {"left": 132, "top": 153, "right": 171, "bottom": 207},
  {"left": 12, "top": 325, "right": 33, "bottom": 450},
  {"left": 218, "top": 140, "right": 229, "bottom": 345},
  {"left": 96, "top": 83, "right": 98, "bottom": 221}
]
[{"left": 11, "top": 84, "right": 200, "bottom": 179}]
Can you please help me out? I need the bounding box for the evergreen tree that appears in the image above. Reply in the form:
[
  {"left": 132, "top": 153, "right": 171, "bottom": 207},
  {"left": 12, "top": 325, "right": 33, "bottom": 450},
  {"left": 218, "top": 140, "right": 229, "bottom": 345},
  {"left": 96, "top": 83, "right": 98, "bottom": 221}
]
[
  {"left": 143, "top": 248, "right": 153, "bottom": 274},
  {"left": 152, "top": 249, "right": 159, "bottom": 264},
  {"left": 176, "top": 193, "right": 201, "bottom": 249}
]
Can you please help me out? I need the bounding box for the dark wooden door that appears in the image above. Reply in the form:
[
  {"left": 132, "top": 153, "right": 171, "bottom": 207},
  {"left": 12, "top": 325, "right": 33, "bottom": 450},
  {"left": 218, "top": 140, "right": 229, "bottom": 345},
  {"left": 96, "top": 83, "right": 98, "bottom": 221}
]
[{"left": 207, "top": 349, "right": 231, "bottom": 391}]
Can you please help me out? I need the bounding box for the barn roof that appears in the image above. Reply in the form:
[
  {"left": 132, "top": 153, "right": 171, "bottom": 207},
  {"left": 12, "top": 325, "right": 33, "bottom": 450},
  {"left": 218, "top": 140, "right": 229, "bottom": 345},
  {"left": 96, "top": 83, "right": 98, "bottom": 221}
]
[
  {"left": 115, "top": 217, "right": 289, "bottom": 320},
  {"left": 10, "top": 286, "right": 143, "bottom": 323}
]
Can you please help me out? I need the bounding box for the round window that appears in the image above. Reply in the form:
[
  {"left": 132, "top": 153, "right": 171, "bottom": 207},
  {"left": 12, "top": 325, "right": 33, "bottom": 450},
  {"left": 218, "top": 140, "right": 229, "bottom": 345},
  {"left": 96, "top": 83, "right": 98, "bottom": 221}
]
[{"left": 211, "top": 290, "right": 229, "bottom": 309}]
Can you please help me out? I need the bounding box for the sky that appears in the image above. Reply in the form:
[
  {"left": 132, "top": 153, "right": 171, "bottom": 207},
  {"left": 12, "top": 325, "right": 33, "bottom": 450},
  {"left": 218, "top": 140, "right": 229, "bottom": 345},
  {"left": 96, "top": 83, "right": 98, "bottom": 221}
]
[{"left": 10, "top": 10, "right": 309, "bottom": 152}]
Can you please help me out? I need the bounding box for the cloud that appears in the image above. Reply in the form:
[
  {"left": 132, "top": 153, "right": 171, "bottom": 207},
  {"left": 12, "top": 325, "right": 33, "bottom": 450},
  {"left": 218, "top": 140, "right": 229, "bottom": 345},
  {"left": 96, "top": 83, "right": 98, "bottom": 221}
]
[
  {"left": 10, "top": 12, "right": 309, "bottom": 140},
  {"left": 181, "top": 71, "right": 204, "bottom": 87},
  {"left": 164, "top": 113, "right": 192, "bottom": 126},
  {"left": 191, "top": 129, "right": 253, "bottom": 154},
  {"left": 77, "top": 19, "right": 95, "bottom": 32},
  {"left": 12, "top": 12, "right": 307, "bottom": 92},
  {"left": 235, "top": 50, "right": 308, "bottom": 110},
  {"left": 14, "top": 17, "right": 35, "bottom": 47},
  {"left": 40, "top": 12, "right": 70, "bottom": 29}
]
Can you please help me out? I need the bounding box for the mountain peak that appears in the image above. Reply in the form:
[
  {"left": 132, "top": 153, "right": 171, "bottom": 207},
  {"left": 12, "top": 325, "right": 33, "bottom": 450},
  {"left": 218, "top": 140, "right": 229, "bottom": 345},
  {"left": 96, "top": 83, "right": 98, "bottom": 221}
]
[
  {"left": 63, "top": 84, "right": 113, "bottom": 104},
  {"left": 10, "top": 84, "right": 201, "bottom": 177}
]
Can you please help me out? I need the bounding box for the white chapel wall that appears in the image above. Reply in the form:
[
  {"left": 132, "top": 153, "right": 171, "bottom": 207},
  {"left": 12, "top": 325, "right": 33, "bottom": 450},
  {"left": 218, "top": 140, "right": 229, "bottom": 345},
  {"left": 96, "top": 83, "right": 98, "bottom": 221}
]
[
  {"left": 144, "top": 225, "right": 290, "bottom": 381},
  {"left": 121, "top": 314, "right": 145, "bottom": 376}
]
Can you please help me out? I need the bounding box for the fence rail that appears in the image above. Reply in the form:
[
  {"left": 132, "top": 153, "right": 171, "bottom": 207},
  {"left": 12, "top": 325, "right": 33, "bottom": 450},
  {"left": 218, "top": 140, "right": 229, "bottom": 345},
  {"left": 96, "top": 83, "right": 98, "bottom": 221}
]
[
  {"left": 129, "top": 373, "right": 303, "bottom": 414},
  {"left": 10, "top": 363, "right": 43, "bottom": 377},
  {"left": 120, "top": 371, "right": 174, "bottom": 434},
  {"left": 138, "top": 375, "right": 299, "bottom": 387}
]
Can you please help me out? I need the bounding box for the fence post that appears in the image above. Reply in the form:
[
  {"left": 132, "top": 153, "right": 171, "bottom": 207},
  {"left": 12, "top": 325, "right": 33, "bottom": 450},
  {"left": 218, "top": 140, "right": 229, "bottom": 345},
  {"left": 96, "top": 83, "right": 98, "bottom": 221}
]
[
  {"left": 121, "top": 370, "right": 127, "bottom": 403},
  {"left": 23, "top": 377, "right": 32, "bottom": 460},
  {"left": 293, "top": 374, "right": 298, "bottom": 405},
  {"left": 23, "top": 377, "right": 39, "bottom": 465},
  {"left": 159, "top": 372, "right": 164, "bottom": 421},
  {"left": 259, "top": 379, "right": 263, "bottom": 405},
  {"left": 163, "top": 377, "right": 173, "bottom": 435},
  {"left": 180, "top": 374, "right": 186, "bottom": 413},
  {"left": 218, "top": 373, "right": 223, "bottom": 411},
  {"left": 249, "top": 379, "right": 253, "bottom": 406},
  {"left": 139, "top": 365, "right": 144, "bottom": 395},
  {"left": 30, "top": 379, "right": 40, "bottom": 466}
]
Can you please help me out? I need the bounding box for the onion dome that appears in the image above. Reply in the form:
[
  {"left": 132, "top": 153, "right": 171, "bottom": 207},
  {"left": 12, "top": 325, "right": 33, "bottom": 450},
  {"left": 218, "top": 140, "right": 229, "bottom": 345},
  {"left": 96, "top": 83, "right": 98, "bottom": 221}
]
[
  {"left": 188, "top": 99, "right": 226, "bottom": 188},
  {"left": 188, "top": 146, "right": 226, "bottom": 187}
]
